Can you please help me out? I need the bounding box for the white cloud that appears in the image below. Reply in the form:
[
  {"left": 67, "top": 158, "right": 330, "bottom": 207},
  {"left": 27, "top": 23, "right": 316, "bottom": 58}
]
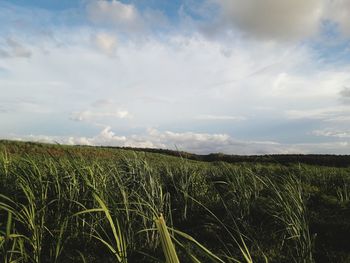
[
  {"left": 7, "top": 127, "right": 296, "bottom": 154},
  {"left": 85, "top": 0, "right": 170, "bottom": 36},
  {"left": 312, "top": 129, "right": 350, "bottom": 138},
  {"left": 1, "top": 2, "right": 350, "bottom": 154},
  {"left": 271, "top": 70, "right": 349, "bottom": 99},
  {"left": 16, "top": 126, "right": 350, "bottom": 154},
  {"left": 1, "top": 31, "right": 349, "bottom": 151},
  {"left": 93, "top": 32, "right": 118, "bottom": 56},
  {"left": 70, "top": 110, "right": 130, "bottom": 122},
  {"left": 86, "top": 0, "right": 143, "bottom": 33},
  {"left": 10, "top": 126, "right": 350, "bottom": 154}
]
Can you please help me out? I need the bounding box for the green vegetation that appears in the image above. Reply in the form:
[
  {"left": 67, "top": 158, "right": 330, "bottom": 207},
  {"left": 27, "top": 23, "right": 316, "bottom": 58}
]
[{"left": 0, "top": 140, "right": 349, "bottom": 262}]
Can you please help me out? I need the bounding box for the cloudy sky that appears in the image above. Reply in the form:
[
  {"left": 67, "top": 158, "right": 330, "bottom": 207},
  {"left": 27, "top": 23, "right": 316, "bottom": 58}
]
[{"left": 1, "top": 0, "right": 350, "bottom": 154}]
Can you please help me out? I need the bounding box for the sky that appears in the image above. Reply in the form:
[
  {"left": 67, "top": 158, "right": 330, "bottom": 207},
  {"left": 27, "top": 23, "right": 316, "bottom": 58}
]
[{"left": 1, "top": 0, "right": 350, "bottom": 154}]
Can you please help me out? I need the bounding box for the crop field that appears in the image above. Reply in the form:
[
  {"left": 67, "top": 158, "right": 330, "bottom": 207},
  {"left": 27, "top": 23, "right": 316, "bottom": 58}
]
[{"left": 0, "top": 140, "right": 349, "bottom": 263}]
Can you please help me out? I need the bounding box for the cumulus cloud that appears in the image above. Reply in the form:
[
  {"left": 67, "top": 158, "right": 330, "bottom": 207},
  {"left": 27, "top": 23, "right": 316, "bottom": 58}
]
[
  {"left": 86, "top": 0, "right": 143, "bottom": 33},
  {"left": 212, "top": 0, "right": 324, "bottom": 40},
  {"left": 8, "top": 127, "right": 298, "bottom": 154},
  {"left": 92, "top": 32, "right": 118, "bottom": 56},
  {"left": 85, "top": 0, "right": 170, "bottom": 36},
  {"left": 71, "top": 99, "right": 131, "bottom": 122},
  {"left": 11, "top": 126, "right": 350, "bottom": 154}
]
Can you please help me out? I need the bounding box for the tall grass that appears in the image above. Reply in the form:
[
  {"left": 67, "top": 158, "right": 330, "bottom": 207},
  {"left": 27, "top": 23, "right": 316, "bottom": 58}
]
[
  {"left": 75, "top": 193, "right": 128, "bottom": 263},
  {"left": 264, "top": 174, "right": 314, "bottom": 263},
  {"left": 155, "top": 214, "right": 179, "bottom": 263},
  {"left": 1, "top": 142, "right": 349, "bottom": 262}
]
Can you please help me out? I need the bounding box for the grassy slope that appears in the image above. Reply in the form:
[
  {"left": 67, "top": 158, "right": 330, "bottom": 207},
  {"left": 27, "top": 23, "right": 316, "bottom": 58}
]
[{"left": 0, "top": 140, "right": 349, "bottom": 263}]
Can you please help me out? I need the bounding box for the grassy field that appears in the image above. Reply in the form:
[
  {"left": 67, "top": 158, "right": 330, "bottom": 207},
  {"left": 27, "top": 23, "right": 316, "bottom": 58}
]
[{"left": 0, "top": 140, "right": 349, "bottom": 263}]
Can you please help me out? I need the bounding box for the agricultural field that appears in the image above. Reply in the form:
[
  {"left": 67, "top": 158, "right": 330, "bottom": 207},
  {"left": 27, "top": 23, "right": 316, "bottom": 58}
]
[{"left": 0, "top": 140, "right": 350, "bottom": 263}]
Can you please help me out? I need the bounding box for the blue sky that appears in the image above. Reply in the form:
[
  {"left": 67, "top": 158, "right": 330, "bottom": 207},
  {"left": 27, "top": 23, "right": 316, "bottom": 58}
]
[{"left": 1, "top": 0, "right": 350, "bottom": 154}]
